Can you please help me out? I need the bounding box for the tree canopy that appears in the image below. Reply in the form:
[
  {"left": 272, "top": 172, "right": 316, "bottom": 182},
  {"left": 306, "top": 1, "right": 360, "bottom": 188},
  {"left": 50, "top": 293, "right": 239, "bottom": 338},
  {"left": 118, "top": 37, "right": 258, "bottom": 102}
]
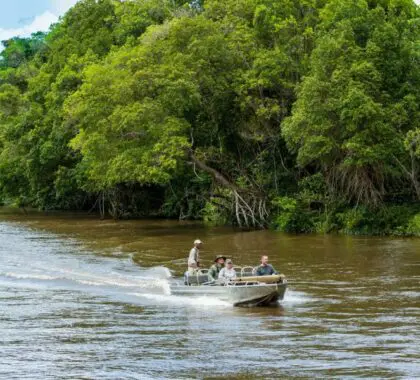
[{"left": 0, "top": 0, "right": 419, "bottom": 234}]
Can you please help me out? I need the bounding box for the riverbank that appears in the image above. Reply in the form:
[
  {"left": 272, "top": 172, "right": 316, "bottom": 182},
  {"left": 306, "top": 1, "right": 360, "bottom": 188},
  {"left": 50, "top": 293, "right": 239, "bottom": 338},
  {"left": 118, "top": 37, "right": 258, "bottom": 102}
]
[
  {"left": 271, "top": 200, "right": 420, "bottom": 236},
  {"left": 1, "top": 202, "right": 420, "bottom": 237}
]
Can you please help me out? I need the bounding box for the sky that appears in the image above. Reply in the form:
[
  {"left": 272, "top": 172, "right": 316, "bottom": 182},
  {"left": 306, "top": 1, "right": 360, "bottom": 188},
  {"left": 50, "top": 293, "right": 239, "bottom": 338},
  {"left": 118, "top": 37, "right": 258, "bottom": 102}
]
[
  {"left": 0, "top": 0, "right": 79, "bottom": 45},
  {"left": 0, "top": 0, "right": 419, "bottom": 45}
]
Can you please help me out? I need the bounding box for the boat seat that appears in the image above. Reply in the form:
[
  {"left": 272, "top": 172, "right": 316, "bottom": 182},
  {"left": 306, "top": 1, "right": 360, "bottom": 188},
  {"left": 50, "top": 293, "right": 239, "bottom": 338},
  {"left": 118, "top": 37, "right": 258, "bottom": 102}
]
[
  {"left": 233, "top": 267, "right": 242, "bottom": 275},
  {"left": 231, "top": 266, "right": 255, "bottom": 278},
  {"left": 239, "top": 266, "right": 255, "bottom": 277},
  {"left": 184, "top": 269, "right": 210, "bottom": 286}
]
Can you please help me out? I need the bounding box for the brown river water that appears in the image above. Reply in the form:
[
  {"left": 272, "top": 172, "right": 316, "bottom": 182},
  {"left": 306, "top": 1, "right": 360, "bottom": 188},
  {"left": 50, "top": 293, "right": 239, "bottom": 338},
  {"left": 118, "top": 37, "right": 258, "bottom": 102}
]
[{"left": 0, "top": 210, "right": 419, "bottom": 379}]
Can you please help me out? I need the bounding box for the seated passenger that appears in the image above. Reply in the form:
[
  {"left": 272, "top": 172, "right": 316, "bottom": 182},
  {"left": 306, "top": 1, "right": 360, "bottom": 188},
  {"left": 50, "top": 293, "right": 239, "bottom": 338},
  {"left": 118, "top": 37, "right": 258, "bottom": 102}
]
[
  {"left": 254, "top": 255, "right": 278, "bottom": 276},
  {"left": 208, "top": 255, "right": 226, "bottom": 281},
  {"left": 218, "top": 259, "right": 237, "bottom": 282}
]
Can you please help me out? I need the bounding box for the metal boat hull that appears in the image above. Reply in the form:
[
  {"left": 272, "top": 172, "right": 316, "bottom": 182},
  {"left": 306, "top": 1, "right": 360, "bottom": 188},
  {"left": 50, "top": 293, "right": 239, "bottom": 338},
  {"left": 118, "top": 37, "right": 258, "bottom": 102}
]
[{"left": 170, "top": 282, "right": 287, "bottom": 307}]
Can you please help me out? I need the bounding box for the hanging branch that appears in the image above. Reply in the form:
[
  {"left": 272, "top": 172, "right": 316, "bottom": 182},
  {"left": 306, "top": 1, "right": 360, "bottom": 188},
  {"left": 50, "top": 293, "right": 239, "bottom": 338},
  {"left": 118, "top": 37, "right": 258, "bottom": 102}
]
[{"left": 189, "top": 150, "right": 268, "bottom": 228}]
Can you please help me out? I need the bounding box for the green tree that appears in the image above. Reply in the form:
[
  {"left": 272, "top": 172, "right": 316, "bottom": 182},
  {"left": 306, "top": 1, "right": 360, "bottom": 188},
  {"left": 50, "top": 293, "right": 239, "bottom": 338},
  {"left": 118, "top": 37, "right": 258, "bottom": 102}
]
[
  {"left": 1, "top": 32, "right": 47, "bottom": 69},
  {"left": 283, "top": 0, "right": 420, "bottom": 205}
]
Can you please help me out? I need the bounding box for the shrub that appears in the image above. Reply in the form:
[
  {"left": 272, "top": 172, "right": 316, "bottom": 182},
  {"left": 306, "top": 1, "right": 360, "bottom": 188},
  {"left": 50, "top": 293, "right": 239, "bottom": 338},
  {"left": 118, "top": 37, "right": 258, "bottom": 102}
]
[{"left": 406, "top": 213, "right": 420, "bottom": 236}]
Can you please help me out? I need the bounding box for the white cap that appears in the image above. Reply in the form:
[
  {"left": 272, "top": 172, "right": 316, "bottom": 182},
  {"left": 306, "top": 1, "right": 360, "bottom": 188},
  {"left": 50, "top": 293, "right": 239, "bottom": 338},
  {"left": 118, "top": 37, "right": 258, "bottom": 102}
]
[{"left": 194, "top": 239, "right": 202, "bottom": 245}]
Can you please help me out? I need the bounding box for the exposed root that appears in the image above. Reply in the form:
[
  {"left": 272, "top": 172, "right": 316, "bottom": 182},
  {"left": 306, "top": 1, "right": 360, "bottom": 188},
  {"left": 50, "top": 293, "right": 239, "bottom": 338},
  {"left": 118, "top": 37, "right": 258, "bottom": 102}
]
[
  {"left": 189, "top": 151, "right": 268, "bottom": 228},
  {"left": 327, "top": 164, "right": 385, "bottom": 206}
]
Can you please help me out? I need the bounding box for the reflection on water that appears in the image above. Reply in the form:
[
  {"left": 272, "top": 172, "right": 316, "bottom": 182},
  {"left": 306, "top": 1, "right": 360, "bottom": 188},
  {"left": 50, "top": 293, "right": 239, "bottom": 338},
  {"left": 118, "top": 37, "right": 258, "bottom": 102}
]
[{"left": 0, "top": 211, "right": 419, "bottom": 379}]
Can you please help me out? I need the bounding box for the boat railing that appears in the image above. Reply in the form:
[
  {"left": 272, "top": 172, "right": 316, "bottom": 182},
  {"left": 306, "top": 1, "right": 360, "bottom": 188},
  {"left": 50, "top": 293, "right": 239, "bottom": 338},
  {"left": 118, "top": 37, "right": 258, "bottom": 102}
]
[
  {"left": 233, "top": 274, "right": 286, "bottom": 284},
  {"left": 236, "top": 266, "right": 256, "bottom": 277},
  {"left": 184, "top": 267, "right": 286, "bottom": 286}
]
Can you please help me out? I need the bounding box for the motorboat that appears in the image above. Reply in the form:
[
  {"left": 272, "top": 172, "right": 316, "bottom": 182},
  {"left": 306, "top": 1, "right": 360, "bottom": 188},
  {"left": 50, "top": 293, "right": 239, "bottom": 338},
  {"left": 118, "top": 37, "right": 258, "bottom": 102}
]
[{"left": 170, "top": 267, "right": 287, "bottom": 307}]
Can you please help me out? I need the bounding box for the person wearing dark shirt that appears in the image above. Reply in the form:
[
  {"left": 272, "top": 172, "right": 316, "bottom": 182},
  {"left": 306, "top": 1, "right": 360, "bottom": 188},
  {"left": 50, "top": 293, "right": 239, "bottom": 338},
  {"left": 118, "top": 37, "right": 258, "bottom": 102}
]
[
  {"left": 254, "top": 255, "right": 278, "bottom": 276},
  {"left": 208, "top": 255, "right": 226, "bottom": 281}
]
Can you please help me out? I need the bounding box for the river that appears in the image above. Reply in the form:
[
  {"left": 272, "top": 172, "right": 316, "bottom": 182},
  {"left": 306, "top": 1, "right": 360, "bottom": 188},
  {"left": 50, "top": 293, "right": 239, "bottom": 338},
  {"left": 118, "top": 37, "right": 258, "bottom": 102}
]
[{"left": 0, "top": 211, "right": 419, "bottom": 379}]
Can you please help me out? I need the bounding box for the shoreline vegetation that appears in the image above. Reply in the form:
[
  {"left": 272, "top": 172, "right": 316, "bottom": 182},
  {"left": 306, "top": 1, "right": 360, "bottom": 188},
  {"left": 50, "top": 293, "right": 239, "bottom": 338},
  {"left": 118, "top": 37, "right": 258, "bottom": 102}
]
[{"left": 0, "top": 0, "right": 419, "bottom": 236}]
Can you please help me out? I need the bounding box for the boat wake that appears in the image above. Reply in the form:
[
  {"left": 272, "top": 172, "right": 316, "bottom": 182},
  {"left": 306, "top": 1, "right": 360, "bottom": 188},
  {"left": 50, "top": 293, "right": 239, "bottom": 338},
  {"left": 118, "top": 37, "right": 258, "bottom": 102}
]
[
  {"left": 0, "top": 222, "right": 300, "bottom": 309},
  {"left": 135, "top": 293, "right": 232, "bottom": 307},
  {"left": 283, "top": 289, "right": 315, "bottom": 305},
  {"left": 0, "top": 267, "right": 232, "bottom": 308},
  {"left": 0, "top": 222, "right": 232, "bottom": 307}
]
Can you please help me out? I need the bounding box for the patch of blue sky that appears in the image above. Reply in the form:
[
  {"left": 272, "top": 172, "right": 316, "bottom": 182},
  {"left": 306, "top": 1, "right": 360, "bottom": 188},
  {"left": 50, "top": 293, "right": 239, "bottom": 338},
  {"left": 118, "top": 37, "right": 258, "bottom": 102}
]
[
  {"left": 0, "top": 0, "right": 51, "bottom": 29},
  {"left": 0, "top": 0, "right": 78, "bottom": 50}
]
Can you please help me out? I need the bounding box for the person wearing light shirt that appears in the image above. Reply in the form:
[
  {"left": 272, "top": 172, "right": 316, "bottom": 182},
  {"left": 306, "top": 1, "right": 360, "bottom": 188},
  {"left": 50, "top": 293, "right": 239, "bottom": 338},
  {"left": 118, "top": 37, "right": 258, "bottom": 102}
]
[
  {"left": 218, "top": 259, "right": 237, "bottom": 282},
  {"left": 187, "top": 239, "right": 203, "bottom": 274}
]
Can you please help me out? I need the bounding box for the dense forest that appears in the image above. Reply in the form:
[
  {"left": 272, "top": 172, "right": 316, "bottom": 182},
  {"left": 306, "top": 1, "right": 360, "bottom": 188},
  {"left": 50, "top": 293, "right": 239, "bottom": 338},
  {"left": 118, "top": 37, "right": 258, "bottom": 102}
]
[{"left": 0, "top": 0, "right": 419, "bottom": 235}]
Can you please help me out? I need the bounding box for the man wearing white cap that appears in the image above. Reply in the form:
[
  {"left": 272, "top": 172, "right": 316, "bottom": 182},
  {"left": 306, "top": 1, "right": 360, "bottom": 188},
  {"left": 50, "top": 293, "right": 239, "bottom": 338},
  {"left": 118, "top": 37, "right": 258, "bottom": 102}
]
[{"left": 187, "top": 239, "right": 203, "bottom": 274}]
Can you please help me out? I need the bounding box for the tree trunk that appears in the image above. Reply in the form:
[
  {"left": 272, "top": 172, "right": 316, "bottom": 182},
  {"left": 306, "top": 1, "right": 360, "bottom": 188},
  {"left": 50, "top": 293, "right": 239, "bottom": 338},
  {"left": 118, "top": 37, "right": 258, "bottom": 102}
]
[{"left": 394, "top": 154, "right": 420, "bottom": 201}]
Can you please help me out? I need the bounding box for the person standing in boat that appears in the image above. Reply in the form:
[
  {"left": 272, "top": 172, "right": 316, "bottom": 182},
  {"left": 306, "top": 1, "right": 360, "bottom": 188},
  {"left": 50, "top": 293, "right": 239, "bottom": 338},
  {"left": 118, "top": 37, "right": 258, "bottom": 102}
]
[
  {"left": 208, "top": 255, "right": 226, "bottom": 281},
  {"left": 218, "top": 259, "right": 237, "bottom": 282},
  {"left": 254, "top": 255, "right": 278, "bottom": 276},
  {"left": 187, "top": 239, "right": 203, "bottom": 274}
]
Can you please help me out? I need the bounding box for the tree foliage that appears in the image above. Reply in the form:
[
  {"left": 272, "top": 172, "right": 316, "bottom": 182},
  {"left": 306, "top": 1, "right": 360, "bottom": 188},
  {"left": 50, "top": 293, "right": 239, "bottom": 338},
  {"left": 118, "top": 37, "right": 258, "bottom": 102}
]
[
  {"left": 283, "top": 0, "right": 420, "bottom": 205},
  {"left": 0, "top": 0, "right": 419, "bottom": 233}
]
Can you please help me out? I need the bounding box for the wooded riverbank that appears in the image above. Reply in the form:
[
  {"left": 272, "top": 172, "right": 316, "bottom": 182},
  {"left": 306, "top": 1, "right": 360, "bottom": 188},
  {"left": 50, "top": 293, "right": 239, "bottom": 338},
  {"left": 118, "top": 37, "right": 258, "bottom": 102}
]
[{"left": 1, "top": 0, "right": 419, "bottom": 234}]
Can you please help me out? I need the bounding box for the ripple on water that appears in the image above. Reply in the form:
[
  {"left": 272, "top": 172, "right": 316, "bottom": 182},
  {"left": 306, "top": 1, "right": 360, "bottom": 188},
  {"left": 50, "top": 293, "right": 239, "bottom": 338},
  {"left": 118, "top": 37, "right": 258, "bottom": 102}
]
[{"left": 0, "top": 219, "right": 419, "bottom": 379}]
